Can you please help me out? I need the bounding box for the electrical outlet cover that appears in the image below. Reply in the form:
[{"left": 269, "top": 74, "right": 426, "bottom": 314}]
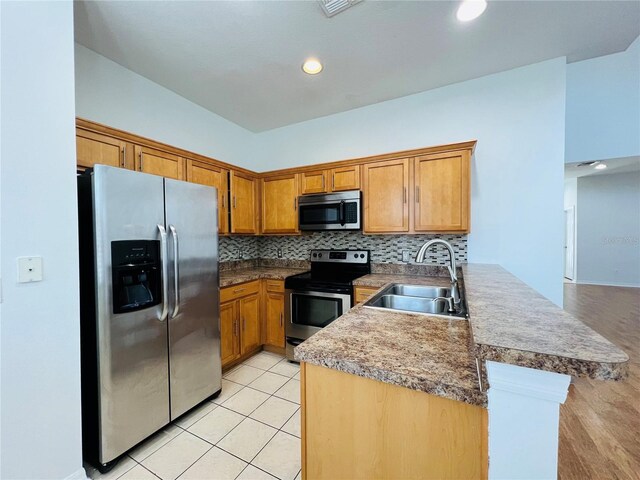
[{"left": 17, "top": 256, "right": 43, "bottom": 283}]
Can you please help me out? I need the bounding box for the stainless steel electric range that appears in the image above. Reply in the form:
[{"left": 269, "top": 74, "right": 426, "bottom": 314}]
[{"left": 284, "top": 249, "right": 370, "bottom": 361}]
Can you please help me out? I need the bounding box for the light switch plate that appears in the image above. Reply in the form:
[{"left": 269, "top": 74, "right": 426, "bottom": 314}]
[
  {"left": 402, "top": 250, "right": 412, "bottom": 263},
  {"left": 17, "top": 256, "right": 43, "bottom": 283}
]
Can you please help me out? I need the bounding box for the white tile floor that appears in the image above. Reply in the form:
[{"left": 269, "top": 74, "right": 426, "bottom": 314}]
[{"left": 86, "top": 352, "right": 302, "bottom": 480}]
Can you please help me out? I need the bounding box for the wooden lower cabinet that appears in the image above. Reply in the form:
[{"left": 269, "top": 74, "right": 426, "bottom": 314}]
[
  {"left": 301, "top": 362, "right": 488, "bottom": 480},
  {"left": 239, "top": 293, "right": 261, "bottom": 354},
  {"left": 354, "top": 286, "right": 379, "bottom": 304},
  {"left": 220, "top": 281, "right": 262, "bottom": 367},
  {"left": 220, "top": 301, "right": 239, "bottom": 365},
  {"left": 264, "top": 279, "right": 285, "bottom": 348}
]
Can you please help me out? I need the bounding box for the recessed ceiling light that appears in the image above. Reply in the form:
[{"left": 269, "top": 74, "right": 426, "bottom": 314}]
[
  {"left": 595, "top": 163, "right": 607, "bottom": 170},
  {"left": 457, "top": 0, "right": 487, "bottom": 22},
  {"left": 302, "top": 58, "right": 323, "bottom": 75}
]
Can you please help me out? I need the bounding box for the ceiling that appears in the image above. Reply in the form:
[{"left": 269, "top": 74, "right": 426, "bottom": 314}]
[
  {"left": 74, "top": 1, "right": 640, "bottom": 132},
  {"left": 565, "top": 156, "right": 640, "bottom": 179}
]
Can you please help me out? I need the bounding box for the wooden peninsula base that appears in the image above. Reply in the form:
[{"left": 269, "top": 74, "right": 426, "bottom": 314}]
[{"left": 300, "top": 362, "right": 488, "bottom": 480}]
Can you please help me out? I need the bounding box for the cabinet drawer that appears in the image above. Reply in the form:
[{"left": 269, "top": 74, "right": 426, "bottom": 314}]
[
  {"left": 265, "top": 279, "right": 285, "bottom": 293},
  {"left": 354, "top": 286, "right": 379, "bottom": 304},
  {"left": 221, "top": 280, "right": 260, "bottom": 303}
]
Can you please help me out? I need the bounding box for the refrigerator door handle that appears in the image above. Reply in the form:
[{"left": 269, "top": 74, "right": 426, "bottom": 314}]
[
  {"left": 158, "top": 224, "right": 169, "bottom": 322},
  {"left": 169, "top": 225, "right": 180, "bottom": 318}
]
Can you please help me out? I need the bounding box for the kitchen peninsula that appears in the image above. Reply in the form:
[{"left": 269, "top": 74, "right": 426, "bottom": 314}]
[{"left": 295, "top": 264, "right": 628, "bottom": 480}]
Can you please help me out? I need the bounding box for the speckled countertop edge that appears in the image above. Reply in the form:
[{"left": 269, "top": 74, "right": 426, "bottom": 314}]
[
  {"left": 219, "top": 266, "right": 305, "bottom": 287},
  {"left": 353, "top": 266, "right": 629, "bottom": 380}
]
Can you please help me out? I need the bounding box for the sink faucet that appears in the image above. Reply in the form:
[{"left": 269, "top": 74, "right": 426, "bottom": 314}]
[{"left": 415, "top": 239, "right": 461, "bottom": 306}]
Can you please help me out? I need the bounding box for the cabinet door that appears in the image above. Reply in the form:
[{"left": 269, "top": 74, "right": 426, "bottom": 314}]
[
  {"left": 354, "top": 286, "right": 379, "bottom": 304},
  {"left": 220, "top": 301, "right": 239, "bottom": 367},
  {"left": 262, "top": 174, "right": 299, "bottom": 234},
  {"left": 264, "top": 292, "right": 285, "bottom": 348},
  {"left": 187, "top": 160, "right": 229, "bottom": 234},
  {"left": 300, "top": 170, "right": 327, "bottom": 194},
  {"left": 240, "top": 293, "right": 261, "bottom": 354},
  {"left": 414, "top": 151, "right": 470, "bottom": 232},
  {"left": 362, "top": 158, "right": 410, "bottom": 233},
  {"left": 135, "top": 145, "right": 185, "bottom": 180},
  {"left": 330, "top": 165, "right": 360, "bottom": 192},
  {"left": 76, "top": 129, "right": 130, "bottom": 170},
  {"left": 230, "top": 171, "right": 258, "bottom": 234}
]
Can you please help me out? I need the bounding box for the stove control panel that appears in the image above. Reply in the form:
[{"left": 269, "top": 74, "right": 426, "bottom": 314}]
[{"left": 310, "top": 249, "right": 369, "bottom": 264}]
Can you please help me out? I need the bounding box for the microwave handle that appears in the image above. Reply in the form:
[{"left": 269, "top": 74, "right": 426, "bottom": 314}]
[{"left": 339, "top": 200, "right": 346, "bottom": 226}]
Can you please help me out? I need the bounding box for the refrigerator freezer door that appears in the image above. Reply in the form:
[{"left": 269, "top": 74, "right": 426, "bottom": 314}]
[
  {"left": 165, "top": 178, "right": 221, "bottom": 419},
  {"left": 92, "top": 166, "right": 170, "bottom": 463}
]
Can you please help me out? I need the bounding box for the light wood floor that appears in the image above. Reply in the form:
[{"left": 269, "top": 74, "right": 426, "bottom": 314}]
[{"left": 559, "top": 283, "right": 640, "bottom": 480}]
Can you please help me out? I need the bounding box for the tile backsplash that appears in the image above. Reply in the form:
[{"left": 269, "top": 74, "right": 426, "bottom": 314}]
[{"left": 220, "top": 231, "right": 467, "bottom": 265}]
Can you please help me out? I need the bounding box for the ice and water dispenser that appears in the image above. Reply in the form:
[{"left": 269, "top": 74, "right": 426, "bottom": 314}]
[{"left": 111, "top": 240, "right": 162, "bottom": 314}]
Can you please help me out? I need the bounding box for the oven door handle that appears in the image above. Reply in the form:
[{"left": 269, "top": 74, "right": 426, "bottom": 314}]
[{"left": 339, "top": 200, "right": 346, "bottom": 226}]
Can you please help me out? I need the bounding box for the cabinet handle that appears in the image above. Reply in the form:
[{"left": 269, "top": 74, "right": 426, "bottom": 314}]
[
  {"left": 233, "top": 287, "right": 245, "bottom": 294},
  {"left": 121, "top": 147, "right": 125, "bottom": 168},
  {"left": 233, "top": 196, "right": 237, "bottom": 208},
  {"left": 139, "top": 151, "right": 143, "bottom": 171},
  {"left": 322, "top": 175, "right": 325, "bottom": 190},
  {"left": 222, "top": 194, "right": 225, "bottom": 209},
  {"left": 403, "top": 187, "right": 407, "bottom": 204},
  {"left": 294, "top": 197, "right": 297, "bottom": 210},
  {"left": 415, "top": 186, "right": 420, "bottom": 203},
  {"left": 280, "top": 312, "right": 283, "bottom": 327},
  {"left": 332, "top": 174, "right": 335, "bottom": 190}
]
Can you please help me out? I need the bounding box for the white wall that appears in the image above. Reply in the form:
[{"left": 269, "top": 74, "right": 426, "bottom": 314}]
[
  {"left": 253, "top": 59, "right": 567, "bottom": 305},
  {"left": 566, "top": 36, "right": 640, "bottom": 164},
  {"left": 576, "top": 172, "right": 640, "bottom": 287},
  {"left": 74, "top": 44, "right": 255, "bottom": 170},
  {"left": 1, "top": 2, "right": 84, "bottom": 479},
  {"left": 564, "top": 178, "right": 578, "bottom": 210}
]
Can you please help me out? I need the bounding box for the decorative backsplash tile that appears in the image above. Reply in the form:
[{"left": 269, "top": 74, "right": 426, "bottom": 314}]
[
  {"left": 220, "top": 231, "right": 467, "bottom": 265},
  {"left": 218, "top": 236, "right": 259, "bottom": 262}
]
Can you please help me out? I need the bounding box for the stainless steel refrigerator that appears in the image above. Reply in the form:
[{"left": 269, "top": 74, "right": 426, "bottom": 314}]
[{"left": 78, "top": 165, "right": 221, "bottom": 469}]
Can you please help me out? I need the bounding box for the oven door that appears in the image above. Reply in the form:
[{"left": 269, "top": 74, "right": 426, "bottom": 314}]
[{"left": 285, "top": 289, "right": 352, "bottom": 340}]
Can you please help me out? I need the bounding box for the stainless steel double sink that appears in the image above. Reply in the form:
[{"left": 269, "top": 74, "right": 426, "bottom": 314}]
[{"left": 363, "top": 283, "right": 467, "bottom": 319}]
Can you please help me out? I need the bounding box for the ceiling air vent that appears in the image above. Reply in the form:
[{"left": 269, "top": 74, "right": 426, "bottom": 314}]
[{"left": 318, "top": 0, "right": 363, "bottom": 18}]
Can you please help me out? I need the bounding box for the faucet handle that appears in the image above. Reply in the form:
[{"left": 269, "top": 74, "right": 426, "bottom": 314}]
[{"left": 446, "top": 265, "right": 458, "bottom": 282}]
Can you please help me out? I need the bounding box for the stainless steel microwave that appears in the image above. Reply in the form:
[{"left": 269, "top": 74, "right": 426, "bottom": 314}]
[{"left": 298, "top": 190, "right": 362, "bottom": 231}]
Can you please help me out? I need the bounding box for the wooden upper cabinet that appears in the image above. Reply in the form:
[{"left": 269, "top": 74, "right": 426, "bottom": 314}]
[
  {"left": 261, "top": 174, "right": 299, "bottom": 234},
  {"left": 330, "top": 165, "right": 360, "bottom": 192},
  {"left": 76, "top": 129, "right": 132, "bottom": 170},
  {"left": 135, "top": 145, "right": 185, "bottom": 180},
  {"left": 300, "top": 165, "right": 360, "bottom": 194},
  {"left": 300, "top": 170, "right": 327, "bottom": 195},
  {"left": 186, "top": 160, "right": 229, "bottom": 234},
  {"left": 362, "top": 158, "right": 410, "bottom": 233},
  {"left": 229, "top": 171, "right": 258, "bottom": 234},
  {"left": 414, "top": 151, "right": 470, "bottom": 232}
]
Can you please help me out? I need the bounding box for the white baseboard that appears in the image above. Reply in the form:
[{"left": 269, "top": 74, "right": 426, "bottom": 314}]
[
  {"left": 65, "top": 467, "right": 88, "bottom": 480},
  {"left": 575, "top": 280, "right": 640, "bottom": 288}
]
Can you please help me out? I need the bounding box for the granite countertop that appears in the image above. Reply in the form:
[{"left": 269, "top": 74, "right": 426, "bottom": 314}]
[
  {"left": 295, "top": 263, "right": 629, "bottom": 407},
  {"left": 220, "top": 267, "right": 305, "bottom": 288},
  {"left": 461, "top": 264, "right": 629, "bottom": 379}
]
